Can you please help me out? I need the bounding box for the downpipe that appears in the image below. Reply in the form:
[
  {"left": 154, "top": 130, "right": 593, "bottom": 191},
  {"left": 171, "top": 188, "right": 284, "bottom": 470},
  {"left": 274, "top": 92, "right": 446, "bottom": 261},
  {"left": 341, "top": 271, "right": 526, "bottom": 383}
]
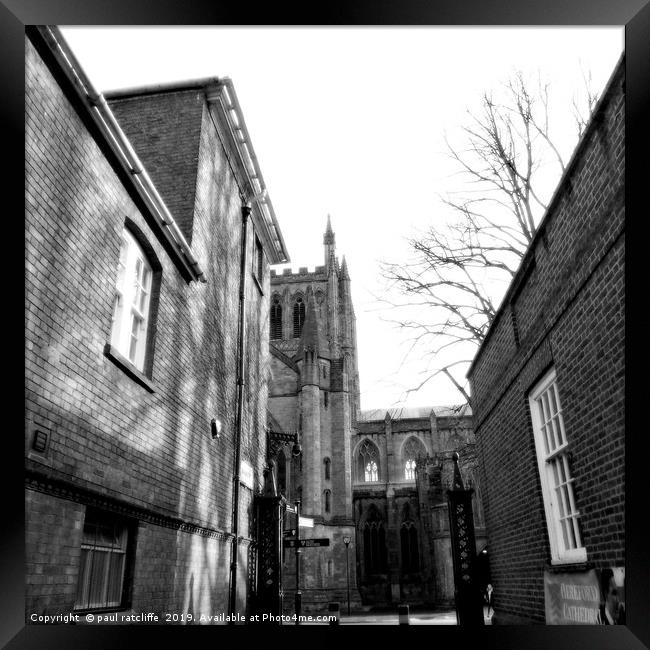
[{"left": 228, "top": 202, "right": 251, "bottom": 621}]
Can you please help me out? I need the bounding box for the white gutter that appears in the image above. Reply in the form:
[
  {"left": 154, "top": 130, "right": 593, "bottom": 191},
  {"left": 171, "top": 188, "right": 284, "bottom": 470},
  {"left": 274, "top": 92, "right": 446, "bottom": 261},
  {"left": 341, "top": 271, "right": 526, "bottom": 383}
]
[
  {"left": 41, "top": 26, "right": 206, "bottom": 283},
  {"left": 212, "top": 79, "right": 289, "bottom": 264}
]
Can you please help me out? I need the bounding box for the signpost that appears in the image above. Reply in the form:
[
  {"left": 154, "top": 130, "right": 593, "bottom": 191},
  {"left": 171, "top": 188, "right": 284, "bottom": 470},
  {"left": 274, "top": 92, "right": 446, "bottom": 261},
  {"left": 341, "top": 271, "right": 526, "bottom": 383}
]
[
  {"left": 294, "top": 500, "right": 301, "bottom": 625},
  {"left": 288, "top": 501, "right": 331, "bottom": 625},
  {"left": 283, "top": 538, "right": 330, "bottom": 548}
]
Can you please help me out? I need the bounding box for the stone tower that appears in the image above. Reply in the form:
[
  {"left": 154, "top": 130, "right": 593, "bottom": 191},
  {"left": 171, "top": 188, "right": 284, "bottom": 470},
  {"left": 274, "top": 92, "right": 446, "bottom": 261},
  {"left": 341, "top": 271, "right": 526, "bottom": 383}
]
[{"left": 267, "top": 217, "right": 362, "bottom": 612}]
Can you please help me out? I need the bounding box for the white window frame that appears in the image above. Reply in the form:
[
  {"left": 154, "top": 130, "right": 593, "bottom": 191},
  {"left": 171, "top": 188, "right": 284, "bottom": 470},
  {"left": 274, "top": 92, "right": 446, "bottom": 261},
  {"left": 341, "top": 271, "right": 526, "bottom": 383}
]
[
  {"left": 529, "top": 368, "right": 587, "bottom": 564},
  {"left": 110, "top": 229, "right": 153, "bottom": 372}
]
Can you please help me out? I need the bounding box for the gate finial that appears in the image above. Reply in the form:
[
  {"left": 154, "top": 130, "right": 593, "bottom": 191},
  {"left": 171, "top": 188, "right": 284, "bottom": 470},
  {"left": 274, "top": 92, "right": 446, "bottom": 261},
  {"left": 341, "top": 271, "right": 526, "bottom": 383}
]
[{"left": 452, "top": 452, "right": 465, "bottom": 490}]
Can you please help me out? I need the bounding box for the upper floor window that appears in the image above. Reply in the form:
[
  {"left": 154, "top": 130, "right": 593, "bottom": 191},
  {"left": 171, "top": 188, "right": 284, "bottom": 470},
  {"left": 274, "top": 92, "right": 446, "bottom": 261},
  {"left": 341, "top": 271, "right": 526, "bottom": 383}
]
[
  {"left": 529, "top": 369, "right": 586, "bottom": 564},
  {"left": 402, "top": 436, "right": 426, "bottom": 481},
  {"left": 357, "top": 440, "right": 380, "bottom": 482},
  {"left": 404, "top": 459, "right": 416, "bottom": 481},
  {"left": 293, "top": 297, "right": 305, "bottom": 338},
  {"left": 324, "top": 457, "right": 331, "bottom": 481},
  {"left": 365, "top": 461, "right": 379, "bottom": 482},
  {"left": 270, "top": 297, "right": 282, "bottom": 340},
  {"left": 75, "top": 508, "right": 134, "bottom": 611},
  {"left": 111, "top": 229, "right": 152, "bottom": 372}
]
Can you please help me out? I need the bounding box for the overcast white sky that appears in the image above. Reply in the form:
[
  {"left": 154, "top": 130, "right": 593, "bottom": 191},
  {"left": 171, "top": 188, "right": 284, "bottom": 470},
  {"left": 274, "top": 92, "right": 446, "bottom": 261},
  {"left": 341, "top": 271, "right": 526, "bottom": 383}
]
[{"left": 61, "top": 26, "right": 623, "bottom": 410}]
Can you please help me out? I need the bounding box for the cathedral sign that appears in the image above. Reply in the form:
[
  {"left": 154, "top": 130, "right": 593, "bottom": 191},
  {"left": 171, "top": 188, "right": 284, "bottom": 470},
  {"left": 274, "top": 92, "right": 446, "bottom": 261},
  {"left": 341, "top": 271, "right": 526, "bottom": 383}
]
[{"left": 544, "top": 569, "right": 601, "bottom": 624}]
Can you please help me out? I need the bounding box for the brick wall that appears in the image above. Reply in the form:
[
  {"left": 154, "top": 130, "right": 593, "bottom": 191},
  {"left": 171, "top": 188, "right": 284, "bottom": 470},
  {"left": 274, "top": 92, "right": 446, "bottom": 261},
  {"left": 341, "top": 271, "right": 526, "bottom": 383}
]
[
  {"left": 468, "top": 59, "right": 625, "bottom": 623},
  {"left": 25, "top": 490, "right": 84, "bottom": 615},
  {"left": 108, "top": 90, "right": 203, "bottom": 245},
  {"left": 25, "top": 33, "right": 272, "bottom": 619}
]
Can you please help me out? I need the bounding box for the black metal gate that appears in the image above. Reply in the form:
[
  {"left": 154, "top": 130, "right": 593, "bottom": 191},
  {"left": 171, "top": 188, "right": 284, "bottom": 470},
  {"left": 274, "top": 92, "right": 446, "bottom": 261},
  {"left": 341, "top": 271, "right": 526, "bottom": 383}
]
[
  {"left": 253, "top": 494, "right": 285, "bottom": 623},
  {"left": 447, "top": 452, "right": 484, "bottom": 626}
]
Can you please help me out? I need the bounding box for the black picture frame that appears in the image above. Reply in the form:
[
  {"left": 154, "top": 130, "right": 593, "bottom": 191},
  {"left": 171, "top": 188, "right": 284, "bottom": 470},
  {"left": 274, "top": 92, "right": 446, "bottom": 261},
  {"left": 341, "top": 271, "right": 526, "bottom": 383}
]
[{"left": 7, "top": 0, "right": 649, "bottom": 647}]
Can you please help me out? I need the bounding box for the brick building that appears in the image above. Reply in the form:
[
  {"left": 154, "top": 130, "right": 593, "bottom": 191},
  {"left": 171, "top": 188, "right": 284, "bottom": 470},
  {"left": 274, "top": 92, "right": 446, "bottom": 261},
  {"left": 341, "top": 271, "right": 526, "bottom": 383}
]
[
  {"left": 353, "top": 406, "right": 486, "bottom": 608},
  {"left": 466, "top": 56, "right": 624, "bottom": 625},
  {"left": 25, "top": 26, "right": 288, "bottom": 621}
]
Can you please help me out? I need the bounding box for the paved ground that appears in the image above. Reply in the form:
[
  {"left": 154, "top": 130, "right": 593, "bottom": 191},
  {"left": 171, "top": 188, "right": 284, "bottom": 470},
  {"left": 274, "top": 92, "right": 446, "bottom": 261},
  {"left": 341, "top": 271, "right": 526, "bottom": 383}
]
[
  {"left": 295, "top": 609, "right": 453, "bottom": 625},
  {"left": 298, "top": 608, "right": 495, "bottom": 625},
  {"left": 340, "top": 610, "right": 458, "bottom": 625}
]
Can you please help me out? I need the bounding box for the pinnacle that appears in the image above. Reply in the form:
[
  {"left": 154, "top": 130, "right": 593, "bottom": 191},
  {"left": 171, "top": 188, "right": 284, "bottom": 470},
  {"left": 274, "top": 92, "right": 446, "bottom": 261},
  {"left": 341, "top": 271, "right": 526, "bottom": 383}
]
[
  {"left": 295, "top": 295, "right": 329, "bottom": 360},
  {"left": 340, "top": 255, "right": 350, "bottom": 280},
  {"left": 323, "top": 214, "right": 335, "bottom": 245}
]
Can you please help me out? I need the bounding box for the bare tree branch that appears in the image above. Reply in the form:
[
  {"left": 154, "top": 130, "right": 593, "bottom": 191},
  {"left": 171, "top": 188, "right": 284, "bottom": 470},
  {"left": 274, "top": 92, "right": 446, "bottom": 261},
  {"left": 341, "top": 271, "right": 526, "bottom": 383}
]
[{"left": 380, "top": 68, "right": 597, "bottom": 403}]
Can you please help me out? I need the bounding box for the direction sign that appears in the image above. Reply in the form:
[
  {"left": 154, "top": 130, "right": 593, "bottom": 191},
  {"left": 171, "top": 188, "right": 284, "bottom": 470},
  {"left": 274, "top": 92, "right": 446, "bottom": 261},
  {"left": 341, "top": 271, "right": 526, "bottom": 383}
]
[
  {"left": 283, "top": 538, "right": 330, "bottom": 549},
  {"left": 298, "top": 516, "right": 314, "bottom": 528},
  {"left": 285, "top": 504, "right": 296, "bottom": 514}
]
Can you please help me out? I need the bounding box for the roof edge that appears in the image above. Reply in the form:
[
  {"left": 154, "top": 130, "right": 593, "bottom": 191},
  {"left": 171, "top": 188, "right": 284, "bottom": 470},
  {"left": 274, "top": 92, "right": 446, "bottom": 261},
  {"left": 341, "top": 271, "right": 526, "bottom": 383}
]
[{"left": 104, "top": 77, "right": 221, "bottom": 100}]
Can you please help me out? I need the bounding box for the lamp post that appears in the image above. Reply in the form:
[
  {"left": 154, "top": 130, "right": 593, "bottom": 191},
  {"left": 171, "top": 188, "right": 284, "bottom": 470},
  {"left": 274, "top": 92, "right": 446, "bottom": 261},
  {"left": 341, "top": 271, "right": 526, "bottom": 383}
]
[
  {"left": 343, "top": 536, "right": 351, "bottom": 616},
  {"left": 295, "top": 499, "right": 302, "bottom": 625}
]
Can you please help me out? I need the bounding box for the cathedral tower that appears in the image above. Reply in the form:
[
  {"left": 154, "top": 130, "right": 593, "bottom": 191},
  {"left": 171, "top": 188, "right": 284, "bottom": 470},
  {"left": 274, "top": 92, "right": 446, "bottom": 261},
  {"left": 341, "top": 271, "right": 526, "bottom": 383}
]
[{"left": 267, "top": 218, "right": 362, "bottom": 612}]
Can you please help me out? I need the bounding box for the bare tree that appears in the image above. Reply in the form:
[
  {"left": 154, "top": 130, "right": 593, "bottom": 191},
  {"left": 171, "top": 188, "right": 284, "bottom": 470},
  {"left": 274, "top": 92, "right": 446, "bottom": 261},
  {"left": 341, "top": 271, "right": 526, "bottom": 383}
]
[{"left": 380, "top": 70, "right": 598, "bottom": 403}]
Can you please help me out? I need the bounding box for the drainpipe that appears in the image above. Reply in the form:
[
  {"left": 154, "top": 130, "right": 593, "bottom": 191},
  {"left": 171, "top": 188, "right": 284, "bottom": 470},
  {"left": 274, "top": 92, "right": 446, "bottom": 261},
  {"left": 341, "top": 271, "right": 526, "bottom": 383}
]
[{"left": 229, "top": 201, "right": 251, "bottom": 621}]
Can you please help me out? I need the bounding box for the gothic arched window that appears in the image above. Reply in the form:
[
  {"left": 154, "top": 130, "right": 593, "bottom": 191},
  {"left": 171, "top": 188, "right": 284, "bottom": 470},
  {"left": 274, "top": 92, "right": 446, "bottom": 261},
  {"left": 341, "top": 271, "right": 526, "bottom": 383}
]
[
  {"left": 270, "top": 297, "right": 282, "bottom": 340},
  {"left": 362, "top": 507, "right": 387, "bottom": 575},
  {"left": 402, "top": 436, "right": 426, "bottom": 481},
  {"left": 357, "top": 440, "right": 380, "bottom": 483},
  {"left": 293, "top": 297, "right": 305, "bottom": 338},
  {"left": 405, "top": 459, "right": 416, "bottom": 481},
  {"left": 324, "top": 457, "right": 331, "bottom": 481},
  {"left": 400, "top": 521, "right": 419, "bottom": 573},
  {"left": 365, "top": 461, "right": 378, "bottom": 482}
]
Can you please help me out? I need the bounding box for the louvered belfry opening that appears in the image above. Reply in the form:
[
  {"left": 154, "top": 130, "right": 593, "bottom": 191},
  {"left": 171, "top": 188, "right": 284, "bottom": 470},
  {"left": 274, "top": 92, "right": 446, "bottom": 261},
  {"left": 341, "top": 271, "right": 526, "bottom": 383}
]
[{"left": 293, "top": 297, "right": 305, "bottom": 338}]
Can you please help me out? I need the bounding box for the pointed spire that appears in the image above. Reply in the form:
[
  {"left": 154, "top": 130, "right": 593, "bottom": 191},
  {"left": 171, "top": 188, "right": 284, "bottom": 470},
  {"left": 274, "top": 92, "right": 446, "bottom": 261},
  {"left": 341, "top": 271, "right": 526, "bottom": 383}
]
[
  {"left": 340, "top": 255, "right": 350, "bottom": 280},
  {"left": 323, "top": 214, "right": 335, "bottom": 245}
]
